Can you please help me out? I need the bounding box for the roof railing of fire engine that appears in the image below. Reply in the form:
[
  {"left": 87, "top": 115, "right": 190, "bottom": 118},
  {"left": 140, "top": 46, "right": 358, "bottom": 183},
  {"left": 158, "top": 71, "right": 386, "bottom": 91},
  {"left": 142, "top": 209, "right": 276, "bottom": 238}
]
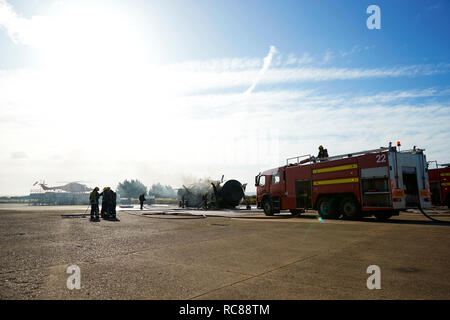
[
  {"left": 287, "top": 147, "right": 396, "bottom": 166},
  {"left": 399, "top": 148, "right": 425, "bottom": 154},
  {"left": 323, "top": 147, "right": 393, "bottom": 162},
  {"left": 427, "top": 160, "right": 447, "bottom": 169},
  {"left": 286, "top": 154, "right": 313, "bottom": 166}
]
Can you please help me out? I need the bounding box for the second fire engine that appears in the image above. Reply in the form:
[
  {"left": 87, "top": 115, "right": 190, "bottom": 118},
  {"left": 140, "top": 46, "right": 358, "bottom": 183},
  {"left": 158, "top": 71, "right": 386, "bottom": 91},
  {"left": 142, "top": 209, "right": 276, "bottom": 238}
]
[{"left": 428, "top": 163, "right": 450, "bottom": 208}]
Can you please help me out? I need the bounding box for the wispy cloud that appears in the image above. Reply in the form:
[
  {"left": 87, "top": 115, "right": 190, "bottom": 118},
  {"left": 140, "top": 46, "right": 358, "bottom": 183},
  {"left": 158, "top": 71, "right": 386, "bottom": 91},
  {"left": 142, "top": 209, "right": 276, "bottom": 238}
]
[
  {"left": 322, "top": 50, "right": 333, "bottom": 64},
  {"left": 146, "top": 62, "right": 450, "bottom": 95},
  {"left": 0, "top": 0, "right": 49, "bottom": 47},
  {"left": 285, "top": 52, "right": 314, "bottom": 66},
  {"left": 10, "top": 151, "right": 27, "bottom": 159},
  {"left": 340, "top": 44, "right": 374, "bottom": 57}
]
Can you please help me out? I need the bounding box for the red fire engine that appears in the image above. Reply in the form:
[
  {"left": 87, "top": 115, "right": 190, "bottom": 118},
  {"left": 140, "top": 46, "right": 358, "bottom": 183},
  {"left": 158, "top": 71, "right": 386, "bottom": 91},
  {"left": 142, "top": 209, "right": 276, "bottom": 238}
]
[
  {"left": 255, "top": 144, "right": 432, "bottom": 221},
  {"left": 428, "top": 163, "right": 450, "bottom": 208}
]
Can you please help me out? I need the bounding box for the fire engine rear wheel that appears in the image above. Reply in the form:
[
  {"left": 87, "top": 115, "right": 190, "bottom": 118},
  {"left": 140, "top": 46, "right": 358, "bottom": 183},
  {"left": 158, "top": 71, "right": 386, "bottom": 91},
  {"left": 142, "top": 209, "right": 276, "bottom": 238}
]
[
  {"left": 262, "top": 198, "right": 274, "bottom": 216},
  {"left": 340, "top": 197, "right": 361, "bottom": 220},
  {"left": 317, "top": 197, "right": 338, "bottom": 219}
]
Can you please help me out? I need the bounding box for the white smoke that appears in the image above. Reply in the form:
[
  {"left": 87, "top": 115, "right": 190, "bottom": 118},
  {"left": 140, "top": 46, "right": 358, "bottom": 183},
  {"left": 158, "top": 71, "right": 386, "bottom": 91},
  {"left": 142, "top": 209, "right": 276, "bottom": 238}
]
[{"left": 244, "top": 45, "right": 277, "bottom": 95}]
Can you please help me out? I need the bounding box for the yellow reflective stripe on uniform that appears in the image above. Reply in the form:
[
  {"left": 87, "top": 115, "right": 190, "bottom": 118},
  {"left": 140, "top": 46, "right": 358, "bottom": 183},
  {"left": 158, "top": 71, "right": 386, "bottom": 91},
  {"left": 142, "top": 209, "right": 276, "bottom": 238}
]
[
  {"left": 440, "top": 173, "right": 450, "bottom": 177},
  {"left": 442, "top": 182, "right": 450, "bottom": 186},
  {"left": 312, "top": 164, "right": 358, "bottom": 174},
  {"left": 313, "top": 178, "right": 359, "bottom": 186}
]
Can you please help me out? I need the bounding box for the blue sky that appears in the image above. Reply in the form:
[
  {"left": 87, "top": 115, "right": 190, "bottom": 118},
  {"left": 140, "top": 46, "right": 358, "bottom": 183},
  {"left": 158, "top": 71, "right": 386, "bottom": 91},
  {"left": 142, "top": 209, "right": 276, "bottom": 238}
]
[
  {"left": 2, "top": 1, "right": 449, "bottom": 66},
  {"left": 0, "top": 0, "right": 449, "bottom": 195}
]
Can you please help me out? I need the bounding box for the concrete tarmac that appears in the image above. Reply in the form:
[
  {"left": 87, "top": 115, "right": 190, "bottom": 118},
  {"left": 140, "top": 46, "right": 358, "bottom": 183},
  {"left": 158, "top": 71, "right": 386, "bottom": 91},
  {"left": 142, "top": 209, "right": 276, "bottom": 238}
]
[{"left": 1, "top": 205, "right": 449, "bottom": 299}]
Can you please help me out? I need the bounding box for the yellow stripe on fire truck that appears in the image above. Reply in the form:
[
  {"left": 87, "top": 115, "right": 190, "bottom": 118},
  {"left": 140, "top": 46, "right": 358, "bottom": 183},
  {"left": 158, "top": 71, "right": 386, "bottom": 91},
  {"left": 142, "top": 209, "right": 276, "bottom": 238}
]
[
  {"left": 440, "top": 173, "right": 450, "bottom": 177},
  {"left": 313, "top": 178, "right": 359, "bottom": 186},
  {"left": 312, "top": 164, "right": 358, "bottom": 174},
  {"left": 442, "top": 182, "right": 450, "bottom": 186}
]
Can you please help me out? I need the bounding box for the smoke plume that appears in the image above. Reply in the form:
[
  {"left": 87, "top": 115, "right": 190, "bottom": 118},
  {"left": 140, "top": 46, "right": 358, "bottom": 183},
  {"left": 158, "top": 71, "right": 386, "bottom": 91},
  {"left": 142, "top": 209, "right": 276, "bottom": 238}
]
[{"left": 244, "top": 45, "right": 277, "bottom": 95}]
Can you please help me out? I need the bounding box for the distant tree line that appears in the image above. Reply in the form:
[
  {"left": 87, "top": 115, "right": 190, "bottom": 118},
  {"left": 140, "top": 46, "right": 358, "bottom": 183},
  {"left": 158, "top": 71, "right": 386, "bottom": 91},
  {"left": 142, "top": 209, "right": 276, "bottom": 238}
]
[
  {"left": 148, "top": 183, "right": 176, "bottom": 198},
  {"left": 117, "top": 179, "right": 147, "bottom": 199},
  {"left": 116, "top": 179, "right": 176, "bottom": 199}
]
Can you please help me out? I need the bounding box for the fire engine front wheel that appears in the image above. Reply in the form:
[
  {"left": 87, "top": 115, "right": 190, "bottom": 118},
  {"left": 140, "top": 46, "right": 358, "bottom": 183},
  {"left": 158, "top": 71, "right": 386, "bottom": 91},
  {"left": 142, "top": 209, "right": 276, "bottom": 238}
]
[
  {"left": 262, "top": 198, "right": 274, "bottom": 216},
  {"left": 340, "top": 197, "right": 361, "bottom": 220},
  {"left": 317, "top": 197, "right": 338, "bottom": 219}
]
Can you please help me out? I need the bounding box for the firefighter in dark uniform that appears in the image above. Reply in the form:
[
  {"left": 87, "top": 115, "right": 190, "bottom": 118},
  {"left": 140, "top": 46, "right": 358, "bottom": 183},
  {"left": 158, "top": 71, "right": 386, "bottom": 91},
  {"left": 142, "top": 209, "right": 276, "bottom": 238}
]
[
  {"left": 317, "top": 145, "right": 329, "bottom": 160},
  {"left": 89, "top": 187, "right": 100, "bottom": 222},
  {"left": 139, "top": 193, "right": 146, "bottom": 210},
  {"left": 100, "top": 187, "right": 112, "bottom": 219},
  {"left": 110, "top": 190, "right": 119, "bottom": 221}
]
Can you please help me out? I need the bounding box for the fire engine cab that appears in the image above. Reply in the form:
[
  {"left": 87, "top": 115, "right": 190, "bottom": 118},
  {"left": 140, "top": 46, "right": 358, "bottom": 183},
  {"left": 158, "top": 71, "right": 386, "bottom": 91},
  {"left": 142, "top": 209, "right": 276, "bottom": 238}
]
[
  {"left": 255, "top": 144, "right": 432, "bottom": 221},
  {"left": 428, "top": 163, "right": 450, "bottom": 208}
]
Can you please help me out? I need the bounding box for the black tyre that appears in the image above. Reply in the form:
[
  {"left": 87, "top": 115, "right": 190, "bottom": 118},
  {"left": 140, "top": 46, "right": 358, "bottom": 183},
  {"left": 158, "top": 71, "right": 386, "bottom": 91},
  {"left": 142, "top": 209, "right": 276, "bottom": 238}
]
[
  {"left": 340, "top": 197, "right": 361, "bottom": 220},
  {"left": 262, "top": 198, "right": 274, "bottom": 216},
  {"left": 374, "top": 213, "right": 392, "bottom": 222},
  {"left": 317, "top": 197, "right": 338, "bottom": 219}
]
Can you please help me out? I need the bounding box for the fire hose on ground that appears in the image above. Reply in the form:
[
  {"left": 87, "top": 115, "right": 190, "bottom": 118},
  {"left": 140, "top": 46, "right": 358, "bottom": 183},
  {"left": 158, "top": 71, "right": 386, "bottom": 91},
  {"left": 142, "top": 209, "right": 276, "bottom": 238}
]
[
  {"left": 123, "top": 204, "right": 207, "bottom": 220},
  {"left": 417, "top": 205, "right": 450, "bottom": 224}
]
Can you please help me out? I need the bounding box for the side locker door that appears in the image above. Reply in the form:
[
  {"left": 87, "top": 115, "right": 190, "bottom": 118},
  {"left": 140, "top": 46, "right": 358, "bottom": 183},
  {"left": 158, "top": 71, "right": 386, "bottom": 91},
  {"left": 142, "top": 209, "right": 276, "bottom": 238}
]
[
  {"left": 359, "top": 151, "right": 391, "bottom": 209},
  {"left": 295, "top": 180, "right": 312, "bottom": 209},
  {"left": 293, "top": 165, "right": 313, "bottom": 209},
  {"left": 360, "top": 166, "right": 390, "bottom": 208}
]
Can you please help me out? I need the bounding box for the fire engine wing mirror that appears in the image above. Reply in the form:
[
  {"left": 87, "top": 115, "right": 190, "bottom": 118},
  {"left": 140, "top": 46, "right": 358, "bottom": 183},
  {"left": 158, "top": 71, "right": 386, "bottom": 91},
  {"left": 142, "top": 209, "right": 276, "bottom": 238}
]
[{"left": 255, "top": 173, "right": 260, "bottom": 187}]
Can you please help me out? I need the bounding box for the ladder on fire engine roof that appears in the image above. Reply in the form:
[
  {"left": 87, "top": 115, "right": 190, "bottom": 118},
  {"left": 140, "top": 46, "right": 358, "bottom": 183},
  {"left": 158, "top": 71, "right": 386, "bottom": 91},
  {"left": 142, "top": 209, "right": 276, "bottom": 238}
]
[{"left": 286, "top": 146, "right": 425, "bottom": 166}]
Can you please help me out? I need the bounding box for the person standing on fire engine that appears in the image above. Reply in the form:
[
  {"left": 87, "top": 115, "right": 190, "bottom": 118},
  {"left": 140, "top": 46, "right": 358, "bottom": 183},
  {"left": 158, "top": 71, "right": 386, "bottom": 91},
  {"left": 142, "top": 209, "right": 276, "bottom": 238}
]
[
  {"left": 89, "top": 187, "right": 100, "bottom": 222},
  {"left": 139, "top": 193, "right": 146, "bottom": 210},
  {"left": 317, "top": 145, "right": 329, "bottom": 159}
]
